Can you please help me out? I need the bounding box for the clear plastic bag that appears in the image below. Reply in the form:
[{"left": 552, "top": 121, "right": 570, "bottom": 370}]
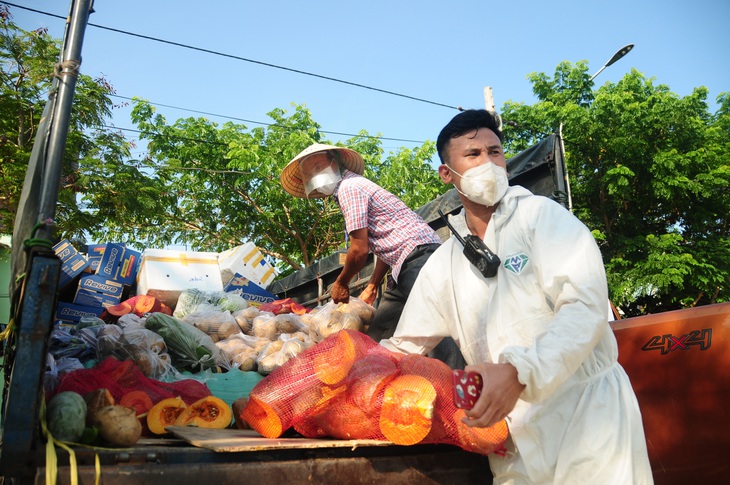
[
  {"left": 96, "top": 323, "right": 173, "bottom": 379},
  {"left": 145, "top": 312, "right": 231, "bottom": 372},
  {"left": 233, "top": 307, "right": 261, "bottom": 334},
  {"left": 215, "top": 333, "right": 270, "bottom": 372},
  {"left": 308, "top": 299, "right": 367, "bottom": 342},
  {"left": 251, "top": 312, "right": 278, "bottom": 340},
  {"left": 255, "top": 333, "right": 313, "bottom": 375},
  {"left": 173, "top": 289, "right": 248, "bottom": 319},
  {"left": 180, "top": 304, "right": 240, "bottom": 342}
]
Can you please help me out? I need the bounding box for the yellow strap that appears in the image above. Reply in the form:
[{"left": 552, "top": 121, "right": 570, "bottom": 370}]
[
  {"left": 94, "top": 453, "right": 101, "bottom": 485},
  {"left": 0, "top": 317, "right": 15, "bottom": 341}
]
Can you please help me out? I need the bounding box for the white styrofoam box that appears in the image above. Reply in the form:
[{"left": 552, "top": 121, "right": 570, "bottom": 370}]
[
  {"left": 136, "top": 249, "right": 223, "bottom": 308},
  {"left": 218, "top": 243, "right": 277, "bottom": 288}
]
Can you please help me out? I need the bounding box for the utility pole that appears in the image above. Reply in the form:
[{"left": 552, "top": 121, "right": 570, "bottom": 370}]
[{"left": 483, "top": 86, "right": 503, "bottom": 131}]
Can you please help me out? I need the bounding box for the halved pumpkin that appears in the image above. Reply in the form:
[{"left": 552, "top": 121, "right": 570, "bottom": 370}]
[
  {"left": 241, "top": 396, "right": 282, "bottom": 438},
  {"left": 174, "top": 396, "right": 232, "bottom": 429},
  {"left": 379, "top": 374, "right": 437, "bottom": 445},
  {"left": 146, "top": 397, "right": 187, "bottom": 435}
]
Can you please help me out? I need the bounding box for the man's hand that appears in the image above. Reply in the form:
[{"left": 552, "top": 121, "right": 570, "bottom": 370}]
[
  {"left": 461, "top": 362, "right": 525, "bottom": 428},
  {"left": 331, "top": 228, "right": 369, "bottom": 304},
  {"left": 358, "top": 283, "right": 377, "bottom": 305},
  {"left": 331, "top": 280, "right": 350, "bottom": 303}
]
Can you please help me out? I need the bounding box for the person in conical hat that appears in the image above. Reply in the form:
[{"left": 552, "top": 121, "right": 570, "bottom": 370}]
[{"left": 280, "top": 143, "right": 443, "bottom": 343}]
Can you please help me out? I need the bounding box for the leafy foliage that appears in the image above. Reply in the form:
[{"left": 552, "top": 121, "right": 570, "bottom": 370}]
[
  {"left": 3, "top": 10, "right": 726, "bottom": 315},
  {"left": 501, "top": 62, "right": 729, "bottom": 316},
  {"left": 93, "top": 100, "right": 446, "bottom": 275},
  {"left": 0, "top": 8, "right": 130, "bottom": 242}
]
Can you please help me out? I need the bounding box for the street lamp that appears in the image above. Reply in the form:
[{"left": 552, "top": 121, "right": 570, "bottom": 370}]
[{"left": 589, "top": 43, "right": 634, "bottom": 81}]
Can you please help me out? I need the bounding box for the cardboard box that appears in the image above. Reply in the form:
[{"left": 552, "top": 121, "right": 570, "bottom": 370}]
[
  {"left": 93, "top": 243, "right": 141, "bottom": 285},
  {"left": 52, "top": 239, "right": 90, "bottom": 288},
  {"left": 223, "top": 273, "right": 277, "bottom": 307},
  {"left": 84, "top": 243, "right": 107, "bottom": 259},
  {"left": 136, "top": 249, "right": 223, "bottom": 308},
  {"left": 78, "top": 274, "right": 124, "bottom": 298},
  {"left": 218, "top": 243, "right": 277, "bottom": 288},
  {"left": 84, "top": 243, "right": 106, "bottom": 273},
  {"left": 116, "top": 247, "right": 141, "bottom": 286},
  {"left": 73, "top": 287, "right": 121, "bottom": 308},
  {"left": 95, "top": 242, "right": 125, "bottom": 279},
  {"left": 55, "top": 302, "right": 104, "bottom": 322}
]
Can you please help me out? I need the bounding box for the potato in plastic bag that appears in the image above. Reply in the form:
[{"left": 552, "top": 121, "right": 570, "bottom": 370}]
[
  {"left": 215, "top": 333, "right": 269, "bottom": 372},
  {"left": 180, "top": 304, "right": 239, "bottom": 342},
  {"left": 256, "top": 335, "right": 310, "bottom": 375},
  {"left": 274, "top": 313, "right": 308, "bottom": 334},
  {"left": 309, "top": 300, "right": 364, "bottom": 342},
  {"left": 117, "top": 326, "right": 172, "bottom": 378},
  {"left": 341, "top": 297, "right": 377, "bottom": 326},
  {"left": 233, "top": 307, "right": 260, "bottom": 334},
  {"left": 252, "top": 312, "right": 278, "bottom": 340}
]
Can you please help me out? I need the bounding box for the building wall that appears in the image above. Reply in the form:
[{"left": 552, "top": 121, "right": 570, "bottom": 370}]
[{"left": 1, "top": 235, "right": 11, "bottom": 325}]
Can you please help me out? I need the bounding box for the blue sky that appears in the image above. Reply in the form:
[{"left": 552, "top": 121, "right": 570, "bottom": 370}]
[{"left": 8, "top": 0, "right": 730, "bottom": 161}]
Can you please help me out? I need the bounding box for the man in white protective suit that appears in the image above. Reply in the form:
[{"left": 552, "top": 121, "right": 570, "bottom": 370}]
[{"left": 380, "top": 109, "right": 653, "bottom": 484}]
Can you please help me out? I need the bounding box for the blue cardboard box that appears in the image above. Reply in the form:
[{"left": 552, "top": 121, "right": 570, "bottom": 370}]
[
  {"left": 96, "top": 242, "right": 126, "bottom": 279},
  {"left": 224, "top": 273, "right": 276, "bottom": 307},
  {"left": 94, "top": 243, "right": 140, "bottom": 286},
  {"left": 78, "top": 274, "right": 124, "bottom": 297},
  {"left": 73, "top": 288, "right": 121, "bottom": 308},
  {"left": 84, "top": 243, "right": 107, "bottom": 273},
  {"left": 116, "top": 247, "right": 141, "bottom": 286},
  {"left": 52, "top": 239, "right": 90, "bottom": 288},
  {"left": 55, "top": 302, "right": 104, "bottom": 322}
]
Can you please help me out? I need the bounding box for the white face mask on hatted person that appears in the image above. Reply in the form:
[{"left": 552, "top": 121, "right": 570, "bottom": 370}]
[
  {"left": 449, "top": 162, "right": 509, "bottom": 207},
  {"left": 304, "top": 165, "right": 342, "bottom": 197}
]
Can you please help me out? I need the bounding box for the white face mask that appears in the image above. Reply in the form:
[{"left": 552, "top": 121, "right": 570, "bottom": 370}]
[
  {"left": 304, "top": 165, "right": 341, "bottom": 197},
  {"left": 449, "top": 162, "right": 509, "bottom": 206}
]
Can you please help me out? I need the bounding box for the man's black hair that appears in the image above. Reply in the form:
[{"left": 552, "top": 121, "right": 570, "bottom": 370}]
[{"left": 436, "top": 109, "right": 503, "bottom": 164}]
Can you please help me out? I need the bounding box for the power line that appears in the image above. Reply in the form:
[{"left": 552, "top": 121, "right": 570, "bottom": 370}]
[
  {"left": 4, "top": 2, "right": 463, "bottom": 111},
  {"left": 110, "top": 94, "right": 427, "bottom": 144}
]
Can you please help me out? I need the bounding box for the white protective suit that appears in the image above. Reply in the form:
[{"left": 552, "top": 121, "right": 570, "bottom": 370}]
[{"left": 382, "top": 186, "right": 653, "bottom": 484}]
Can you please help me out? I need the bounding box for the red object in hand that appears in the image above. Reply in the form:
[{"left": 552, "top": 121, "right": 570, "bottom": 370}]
[{"left": 452, "top": 370, "right": 483, "bottom": 410}]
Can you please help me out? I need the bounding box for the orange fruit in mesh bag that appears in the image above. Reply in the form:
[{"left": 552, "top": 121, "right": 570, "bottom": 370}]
[
  {"left": 379, "top": 374, "right": 437, "bottom": 445},
  {"left": 343, "top": 351, "right": 399, "bottom": 413},
  {"left": 451, "top": 409, "right": 509, "bottom": 455},
  {"left": 312, "top": 330, "right": 377, "bottom": 385},
  {"left": 315, "top": 392, "right": 382, "bottom": 440},
  {"left": 292, "top": 385, "right": 347, "bottom": 438},
  {"left": 243, "top": 330, "right": 377, "bottom": 437},
  {"left": 244, "top": 349, "right": 321, "bottom": 437},
  {"left": 397, "top": 353, "right": 453, "bottom": 398},
  {"left": 395, "top": 353, "right": 457, "bottom": 442},
  {"left": 241, "top": 396, "right": 283, "bottom": 438},
  {"left": 119, "top": 390, "right": 154, "bottom": 416}
]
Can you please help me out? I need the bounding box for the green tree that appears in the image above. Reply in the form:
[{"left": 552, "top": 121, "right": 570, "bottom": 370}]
[
  {"left": 82, "top": 100, "right": 446, "bottom": 275},
  {"left": 0, "top": 9, "right": 446, "bottom": 276},
  {"left": 501, "top": 62, "right": 729, "bottom": 316},
  {"left": 0, "top": 7, "right": 132, "bottom": 240}
]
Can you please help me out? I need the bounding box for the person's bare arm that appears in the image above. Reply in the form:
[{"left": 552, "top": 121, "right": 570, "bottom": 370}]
[
  {"left": 331, "top": 228, "right": 369, "bottom": 303},
  {"left": 358, "top": 257, "right": 389, "bottom": 305}
]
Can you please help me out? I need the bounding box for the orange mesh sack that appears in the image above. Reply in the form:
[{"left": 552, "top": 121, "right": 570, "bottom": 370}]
[
  {"left": 241, "top": 329, "right": 377, "bottom": 438},
  {"left": 240, "top": 330, "right": 508, "bottom": 455},
  {"left": 394, "top": 353, "right": 508, "bottom": 455}
]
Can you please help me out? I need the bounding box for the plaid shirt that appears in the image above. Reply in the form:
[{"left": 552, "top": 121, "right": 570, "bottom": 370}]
[{"left": 333, "top": 170, "right": 441, "bottom": 282}]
